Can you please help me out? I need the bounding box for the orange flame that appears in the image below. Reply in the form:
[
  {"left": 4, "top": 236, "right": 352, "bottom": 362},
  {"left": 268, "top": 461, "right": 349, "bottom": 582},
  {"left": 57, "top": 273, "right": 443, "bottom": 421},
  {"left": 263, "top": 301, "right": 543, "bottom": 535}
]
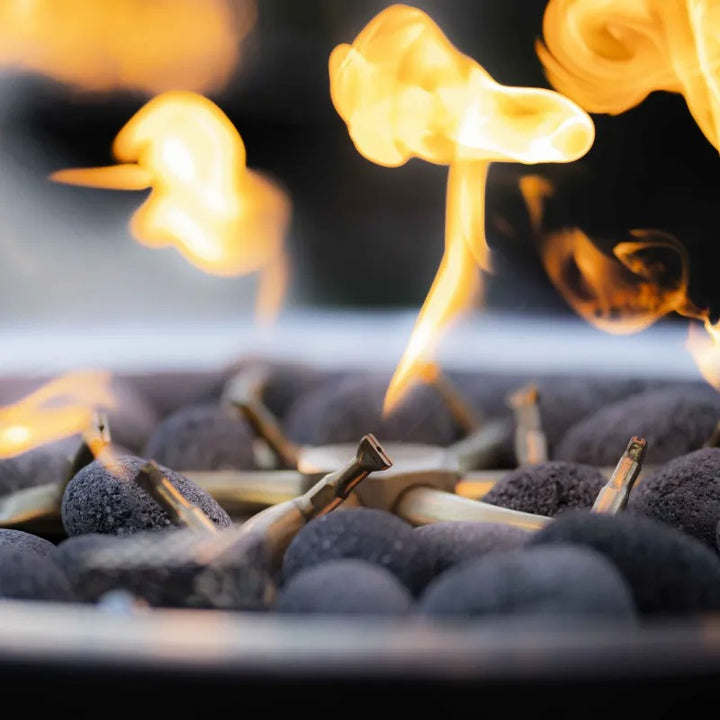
[
  {"left": 0, "top": 0, "right": 256, "bottom": 95},
  {"left": 329, "top": 4, "right": 595, "bottom": 413},
  {"left": 687, "top": 320, "right": 720, "bottom": 389},
  {"left": 519, "top": 175, "right": 720, "bottom": 384},
  {"left": 0, "top": 371, "right": 115, "bottom": 459},
  {"left": 540, "top": 226, "right": 692, "bottom": 334},
  {"left": 537, "top": 0, "right": 720, "bottom": 152},
  {"left": 50, "top": 91, "right": 292, "bottom": 323}
]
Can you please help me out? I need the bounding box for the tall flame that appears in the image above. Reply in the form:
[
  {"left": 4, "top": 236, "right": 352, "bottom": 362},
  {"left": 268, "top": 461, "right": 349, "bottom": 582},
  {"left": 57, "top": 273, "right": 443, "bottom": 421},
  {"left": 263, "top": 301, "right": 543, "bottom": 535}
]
[
  {"left": 537, "top": 0, "right": 720, "bottom": 152},
  {"left": 329, "top": 4, "right": 595, "bottom": 414},
  {"left": 50, "top": 91, "right": 291, "bottom": 323},
  {"left": 0, "top": 371, "right": 115, "bottom": 458},
  {"left": 0, "top": 0, "right": 256, "bottom": 95}
]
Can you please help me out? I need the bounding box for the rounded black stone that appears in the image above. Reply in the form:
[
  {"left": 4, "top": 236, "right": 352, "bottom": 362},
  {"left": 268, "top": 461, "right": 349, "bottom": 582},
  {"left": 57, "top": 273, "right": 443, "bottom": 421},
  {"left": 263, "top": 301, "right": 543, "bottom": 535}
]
[
  {"left": 628, "top": 448, "right": 720, "bottom": 549},
  {"left": 282, "top": 507, "right": 434, "bottom": 594},
  {"left": 0, "top": 440, "right": 72, "bottom": 494},
  {"left": 283, "top": 373, "right": 457, "bottom": 447},
  {"left": 105, "top": 376, "right": 160, "bottom": 453},
  {"left": 0, "top": 546, "right": 75, "bottom": 601},
  {"left": 195, "top": 358, "right": 344, "bottom": 419},
  {"left": 61, "top": 455, "right": 232, "bottom": 536},
  {"left": 275, "top": 559, "right": 412, "bottom": 615},
  {"left": 535, "top": 375, "right": 654, "bottom": 453},
  {"left": 554, "top": 385, "right": 720, "bottom": 466},
  {"left": 482, "top": 461, "right": 607, "bottom": 517},
  {"left": 143, "top": 402, "right": 255, "bottom": 471},
  {"left": 0, "top": 529, "right": 55, "bottom": 557},
  {"left": 415, "top": 521, "right": 530, "bottom": 577},
  {"left": 53, "top": 526, "right": 273, "bottom": 609},
  {"left": 529, "top": 510, "right": 720, "bottom": 616},
  {"left": 417, "top": 544, "right": 635, "bottom": 620}
]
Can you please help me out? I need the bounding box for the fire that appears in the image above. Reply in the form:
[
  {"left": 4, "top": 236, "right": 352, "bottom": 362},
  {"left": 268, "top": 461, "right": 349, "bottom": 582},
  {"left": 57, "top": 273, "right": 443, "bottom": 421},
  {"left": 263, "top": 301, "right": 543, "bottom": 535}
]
[
  {"left": 329, "top": 4, "right": 595, "bottom": 413},
  {"left": 519, "top": 175, "right": 695, "bottom": 333},
  {"left": 538, "top": 226, "right": 692, "bottom": 334},
  {"left": 537, "top": 0, "right": 720, "bottom": 152},
  {"left": 51, "top": 91, "right": 292, "bottom": 323},
  {"left": 0, "top": 371, "right": 115, "bottom": 458},
  {"left": 688, "top": 321, "right": 720, "bottom": 389},
  {"left": 519, "top": 175, "right": 720, "bottom": 384},
  {"left": 0, "top": 0, "right": 255, "bottom": 95}
]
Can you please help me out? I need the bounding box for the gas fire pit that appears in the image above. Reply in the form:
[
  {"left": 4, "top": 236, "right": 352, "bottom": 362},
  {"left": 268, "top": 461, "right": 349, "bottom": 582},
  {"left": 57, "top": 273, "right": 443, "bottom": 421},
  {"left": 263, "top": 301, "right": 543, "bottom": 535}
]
[{"left": 3, "top": 0, "right": 720, "bottom": 712}]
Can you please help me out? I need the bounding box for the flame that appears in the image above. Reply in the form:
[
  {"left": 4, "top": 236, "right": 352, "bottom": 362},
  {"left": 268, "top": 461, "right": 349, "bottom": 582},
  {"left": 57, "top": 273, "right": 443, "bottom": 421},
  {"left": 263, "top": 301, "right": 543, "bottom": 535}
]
[
  {"left": 540, "top": 227, "right": 693, "bottom": 334},
  {"left": 537, "top": 0, "right": 720, "bottom": 152},
  {"left": 687, "top": 320, "right": 720, "bottom": 389},
  {"left": 0, "top": 371, "right": 115, "bottom": 458},
  {"left": 51, "top": 91, "right": 291, "bottom": 323},
  {"left": 329, "top": 4, "right": 595, "bottom": 413},
  {"left": 0, "top": 0, "right": 256, "bottom": 95},
  {"left": 519, "top": 175, "right": 720, "bottom": 387}
]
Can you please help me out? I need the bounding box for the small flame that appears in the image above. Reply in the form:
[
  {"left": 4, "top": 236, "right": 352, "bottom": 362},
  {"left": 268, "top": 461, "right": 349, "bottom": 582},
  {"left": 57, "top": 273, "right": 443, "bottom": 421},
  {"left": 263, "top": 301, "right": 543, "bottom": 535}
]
[
  {"left": 537, "top": 0, "right": 720, "bottom": 152},
  {"left": 329, "top": 4, "right": 594, "bottom": 414},
  {"left": 540, "top": 226, "right": 692, "bottom": 334},
  {"left": 688, "top": 320, "right": 720, "bottom": 389},
  {"left": 0, "top": 371, "right": 115, "bottom": 458},
  {"left": 520, "top": 175, "right": 720, "bottom": 384},
  {"left": 51, "top": 91, "right": 292, "bottom": 324},
  {"left": 0, "top": 0, "right": 256, "bottom": 95}
]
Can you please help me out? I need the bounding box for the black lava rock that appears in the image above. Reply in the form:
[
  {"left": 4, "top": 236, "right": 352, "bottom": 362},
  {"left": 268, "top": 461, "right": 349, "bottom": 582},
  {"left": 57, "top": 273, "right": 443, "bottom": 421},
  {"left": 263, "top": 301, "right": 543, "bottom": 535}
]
[
  {"left": 628, "top": 448, "right": 720, "bottom": 549},
  {"left": 195, "top": 357, "right": 344, "bottom": 419},
  {"left": 0, "top": 528, "right": 55, "bottom": 557},
  {"left": 417, "top": 545, "right": 635, "bottom": 620},
  {"left": 53, "top": 526, "right": 274, "bottom": 609},
  {"left": 535, "top": 375, "right": 654, "bottom": 453},
  {"left": 554, "top": 385, "right": 720, "bottom": 466},
  {"left": 61, "top": 455, "right": 232, "bottom": 536},
  {"left": 529, "top": 511, "right": 720, "bottom": 616},
  {"left": 275, "top": 559, "right": 413, "bottom": 615},
  {"left": 282, "top": 508, "right": 434, "bottom": 594},
  {"left": 105, "top": 376, "right": 159, "bottom": 453},
  {"left": 0, "top": 546, "right": 75, "bottom": 601},
  {"left": 415, "top": 521, "right": 530, "bottom": 577},
  {"left": 482, "top": 461, "right": 607, "bottom": 517},
  {"left": 143, "top": 402, "right": 255, "bottom": 471},
  {"left": 283, "top": 373, "right": 457, "bottom": 447},
  {"left": 0, "top": 440, "right": 72, "bottom": 494},
  {"left": 447, "top": 373, "right": 653, "bottom": 465}
]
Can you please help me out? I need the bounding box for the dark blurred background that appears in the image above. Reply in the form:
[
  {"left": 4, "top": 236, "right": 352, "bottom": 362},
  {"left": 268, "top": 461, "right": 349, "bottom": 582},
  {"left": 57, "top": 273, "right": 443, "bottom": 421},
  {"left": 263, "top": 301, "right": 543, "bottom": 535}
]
[{"left": 1, "top": 0, "right": 719, "bottom": 325}]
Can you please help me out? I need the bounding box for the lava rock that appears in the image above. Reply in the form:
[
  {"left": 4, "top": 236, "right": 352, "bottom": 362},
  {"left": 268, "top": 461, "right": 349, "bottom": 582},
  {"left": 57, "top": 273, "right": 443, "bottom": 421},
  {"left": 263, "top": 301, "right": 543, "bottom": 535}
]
[
  {"left": 415, "top": 521, "right": 530, "bottom": 576},
  {"left": 61, "top": 455, "right": 232, "bottom": 536},
  {"left": 418, "top": 545, "right": 635, "bottom": 620},
  {"left": 529, "top": 511, "right": 720, "bottom": 615},
  {"left": 554, "top": 385, "right": 720, "bottom": 466},
  {"left": 276, "top": 559, "right": 413, "bottom": 615},
  {"left": 447, "top": 373, "right": 653, "bottom": 465},
  {"left": 104, "top": 376, "right": 160, "bottom": 453},
  {"left": 0, "top": 440, "right": 72, "bottom": 494},
  {"left": 0, "top": 529, "right": 56, "bottom": 557},
  {"left": 195, "top": 357, "right": 344, "bottom": 419},
  {"left": 144, "top": 402, "right": 255, "bottom": 471},
  {"left": 0, "top": 546, "right": 75, "bottom": 601},
  {"left": 628, "top": 448, "right": 720, "bottom": 549},
  {"left": 282, "top": 507, "right": 434, "bottom": 594},
  {"left": 283, "top": 373, "right": 457, "bottom": 447},
  {"left": 482, "top": 461, "right": 607, "bottom": 517},
  {"left": 535, "top": 375, "right": 654, "bottom": 453},
  {"left": 53, "top": 526, "right": 274, "bottom": 609},
  {"left": 119, "top": 371, "right": 220, "bottom": 419}
]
